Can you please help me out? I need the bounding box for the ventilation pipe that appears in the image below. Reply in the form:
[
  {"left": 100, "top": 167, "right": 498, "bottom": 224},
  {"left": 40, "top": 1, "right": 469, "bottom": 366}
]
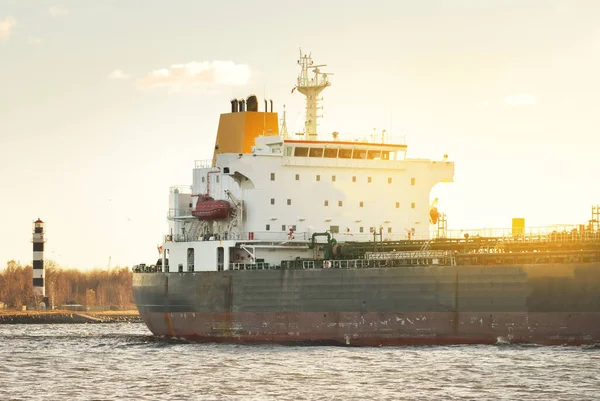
[
  {"left": 247, "top": 95, "right": 258, "bottom": 112},
  {"left": 269, "top": 99, "right": 273, "bottom": 113},
  {"left": 230, "top": 99, "right": 238, "bottom": 113}
]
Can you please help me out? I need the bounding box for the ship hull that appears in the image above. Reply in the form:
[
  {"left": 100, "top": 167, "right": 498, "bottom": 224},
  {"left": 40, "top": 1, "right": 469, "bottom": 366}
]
[
  {"left": 136, "top": 311, "right": 600, "bottom": 346},
  {"left": 133, "top": 263, "right": 600, "bottom": 346}
]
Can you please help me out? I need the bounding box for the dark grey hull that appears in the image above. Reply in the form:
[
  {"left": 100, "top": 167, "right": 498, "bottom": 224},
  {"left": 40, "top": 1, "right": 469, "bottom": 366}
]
[{"left": 133, "top": 263, "right": 600, "bottom": 345}]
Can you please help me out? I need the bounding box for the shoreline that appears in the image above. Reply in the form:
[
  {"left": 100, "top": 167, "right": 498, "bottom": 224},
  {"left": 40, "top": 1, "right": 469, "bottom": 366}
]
[{"left": 0, "top": 310, "right": 142, "bottom": 324}]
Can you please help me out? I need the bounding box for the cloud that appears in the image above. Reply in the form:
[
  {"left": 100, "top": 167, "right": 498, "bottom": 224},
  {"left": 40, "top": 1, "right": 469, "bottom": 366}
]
[
  {"left": 138, "top": 61, "right": 250, "bottom": 89},
  {"left": 503, "top": 93, "right": 536, "bottom": 106},
  {"left": 28, "top": 36, "right": 44, "bottom": 45},
  {"left": 0, "top": 17, "right": 16, "bottom": 41},
  {"left": 108, "top": 70, "right": 130, "bottom": 80},
  {"left": 48, "top": 7, "right": 69, "bottom": 17}
]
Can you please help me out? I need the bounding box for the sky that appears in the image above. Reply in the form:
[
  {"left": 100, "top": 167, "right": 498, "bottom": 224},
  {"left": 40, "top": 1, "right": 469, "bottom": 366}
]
[{"left": 1, "top": 0, "right": 599, "bottom": 269}]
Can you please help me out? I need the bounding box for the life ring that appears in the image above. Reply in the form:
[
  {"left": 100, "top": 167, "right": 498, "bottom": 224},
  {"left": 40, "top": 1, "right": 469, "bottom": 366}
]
[{"left": 323, "top": 260, "right": 331, "bottom": 269}]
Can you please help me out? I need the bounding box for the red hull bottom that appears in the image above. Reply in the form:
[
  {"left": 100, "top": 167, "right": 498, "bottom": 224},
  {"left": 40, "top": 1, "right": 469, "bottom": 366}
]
[{"left": 139, "top": 311, "right": 600, "bottom": 346}]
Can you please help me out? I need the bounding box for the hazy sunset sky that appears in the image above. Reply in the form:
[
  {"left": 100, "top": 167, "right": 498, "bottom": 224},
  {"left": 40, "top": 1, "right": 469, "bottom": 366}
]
[{"left": 1, "top": 0, "right": 599, "bottom": 268}]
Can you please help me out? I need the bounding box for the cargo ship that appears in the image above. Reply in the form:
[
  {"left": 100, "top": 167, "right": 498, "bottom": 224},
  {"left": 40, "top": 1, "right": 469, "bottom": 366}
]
[{"left": 133, "top": 51, "right": 600, "bottom": 346}]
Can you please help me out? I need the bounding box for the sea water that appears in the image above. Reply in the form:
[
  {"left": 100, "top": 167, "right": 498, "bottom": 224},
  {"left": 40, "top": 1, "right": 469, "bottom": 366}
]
[{"left": 0, "top": 323, "right": 598, "bottom": 400}]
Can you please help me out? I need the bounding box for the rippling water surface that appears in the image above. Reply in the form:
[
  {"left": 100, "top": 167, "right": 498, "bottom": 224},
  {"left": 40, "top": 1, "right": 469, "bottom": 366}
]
[{"left": 0, "top": 323, "right": 599, "bottom": 400}]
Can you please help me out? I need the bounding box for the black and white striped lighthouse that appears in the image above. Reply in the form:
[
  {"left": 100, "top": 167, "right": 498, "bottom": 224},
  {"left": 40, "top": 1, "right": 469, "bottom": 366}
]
[{"left": 32, "top": 218, "right": 46, "bottom": 297}]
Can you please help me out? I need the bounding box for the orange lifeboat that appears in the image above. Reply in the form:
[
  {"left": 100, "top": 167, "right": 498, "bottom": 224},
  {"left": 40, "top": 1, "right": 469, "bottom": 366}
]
[
  {"left": 192, "top": 195, "right": 232, "bottom": 220},
  {"left": 429, "top": 198, "right": 440, "bottom": 225},
  {"left": 429, "top": 207, "right": 439, "bottom": 225}
]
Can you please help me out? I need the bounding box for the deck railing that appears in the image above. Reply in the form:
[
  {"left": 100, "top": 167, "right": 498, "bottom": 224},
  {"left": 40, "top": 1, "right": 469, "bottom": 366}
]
[
  {"left": 194, "top": 160, "right": 214, "bottom": 169},
  {"left": 285, "top": 132, "right": 407, "bottom": 146},
  {"left": 167, "top": 208, "right": 193, "bottom": 219},
  {"left": 163, "top": 226, "right": 600, "bottom": 244},
  {"left": 169, "top": 185, "right": 192, "bottom": 194},
  {"left": 438, "top": 225, "right": 600, "bottom": 243}
]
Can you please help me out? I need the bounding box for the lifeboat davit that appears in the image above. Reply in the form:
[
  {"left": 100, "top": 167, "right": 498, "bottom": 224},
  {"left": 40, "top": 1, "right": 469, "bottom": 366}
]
[{"left": 192, "top": 195, "right": 232, "bottom": 220}]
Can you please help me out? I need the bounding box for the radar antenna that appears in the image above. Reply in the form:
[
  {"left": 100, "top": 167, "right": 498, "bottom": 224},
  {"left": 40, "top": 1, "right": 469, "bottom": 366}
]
[
  {"left": 293, "top": 49, "right": 332, "bottom": 140},
  {"left": 280, "top": 104, "right": 289, "bottom": 138}
]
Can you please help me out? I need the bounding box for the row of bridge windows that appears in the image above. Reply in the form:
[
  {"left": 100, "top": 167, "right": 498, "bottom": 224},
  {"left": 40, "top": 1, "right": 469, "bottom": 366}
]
[{"left": 285, "top": 147, "right": 404, "bottom": 161}]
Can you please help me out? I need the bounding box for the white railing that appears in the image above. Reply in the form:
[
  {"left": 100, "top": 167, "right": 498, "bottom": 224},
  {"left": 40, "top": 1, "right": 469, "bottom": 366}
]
[
  {"left": 162, "top": 226, "right": 600, "bottom": 244},
  {"left": 229, "top": 262, "right": 272, "bottom": 270},
  {"left": 194, "top": 160, "right": 214, "bottom": 169},
  {"left": 167, "top": 208, "right": 194, "bottom": 219},
  {"left": 365, "top": 250, "right": 452, "bottom": 260},
  {"left": 286, "top": 132, "right": 406, "bottom": 146},
  {"left": 438, "top": 225, "right": 600, "bottom": 243},
  {"left": 169, "top": 185, "right": 192, "bottom": 194}
]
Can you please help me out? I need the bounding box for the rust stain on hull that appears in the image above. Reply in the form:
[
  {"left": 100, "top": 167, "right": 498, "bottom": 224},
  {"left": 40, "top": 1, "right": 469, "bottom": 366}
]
[
  {"left": 164, "top": 312, "right": 176, "bottom": 337},
  {"left": 137, "top": 311, "right": 600, "bottom": 346}
]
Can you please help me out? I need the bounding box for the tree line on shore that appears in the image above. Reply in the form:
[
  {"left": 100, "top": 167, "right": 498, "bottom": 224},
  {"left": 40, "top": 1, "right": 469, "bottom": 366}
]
[{"left": 0, "top": 260, "right": 134, "bottom": 310}]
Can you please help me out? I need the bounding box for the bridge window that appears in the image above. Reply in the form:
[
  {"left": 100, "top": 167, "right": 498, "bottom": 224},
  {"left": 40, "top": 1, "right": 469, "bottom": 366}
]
[
  {"left": 411, "top": 177, "right": 416, "bottom": 186},
  {"left": 271, "top": 198, "right": 275, "bottom": 205},
  {"left": 287, "top": 199, "right": 291, "bottom": 205},
  {"left": 332, "top": 175, "right": 336, "bottom": 182},
  {"left": 388, "top": 227, "right": 392, "bottom": 233},
  {"left": 382, "top": 151, "right": 390, "bottom": 160},
  {"left": 294, "top": 147, "right": 309, "bottom": 157},
  {"left": 359, "top": 227, "right": 364, "bottom": 233},
  {"left": 339, "top": 149, "right": 352, "bottom": 159},
  {"left": 388, "top": 177, "right": 392, "bottom": 184},
  {"left": 266, "top": 224, "right": 270, "bottom": 231},
  {"left": 316, "top": 174, "right": 321, "bottom": 181},
  {"left": 281, "top": 225, "right": 286, "bottom": 231},
  {"left": 295, "top": 174, "right": 300, "bottom": 180},
  {"left": 309, "top": 148, "right": 323, "bottom": 157},
  {"left": 330, "top": 226, "right": 339, "bottom": 234},
  {"left": 324, "top": 148, "right": 338, "bottom": 158},
  {"left": 411, "top": 202, "right": 415, "bottom": 209},
  {"left": 202, "top": 177, "right": 205, "bottom": 183},
  {"left": 368, "top": 177, "right": 372, "bottom": 183},
  {"left": 352, "top": 149, "right": 366, "bottom": 159},
  {"left": 352, "top": 176, "right": 356, "bottom": 182},
  {"left": 216, "top": 175, "right": 220, "bottom": 183},
  {"left": 367, "top": 150, "right": 381, "bottom": 160},
  {"left": 324, "top": 200, "right": 329, "bottom": 206},
  {"left": 271, "top": 173, "right": 275, "bottom": 181},
  {"left": 359, "top": 201, "right": 364, "bottom": 207},
  {"left": 285, "top": 146, "right": 293, "bottom": 156},
  {"left": 338, "top": 200, "right": 343, "bottom": 207},
  {"left": 396, "top": 202, "right": 400, "bottom": 208}
]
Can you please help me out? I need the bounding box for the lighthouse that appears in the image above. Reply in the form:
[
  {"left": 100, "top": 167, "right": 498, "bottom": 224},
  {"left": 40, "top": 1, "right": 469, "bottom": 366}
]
[{"left": 32, "top": 218, "right": 46, "bottom": 298}]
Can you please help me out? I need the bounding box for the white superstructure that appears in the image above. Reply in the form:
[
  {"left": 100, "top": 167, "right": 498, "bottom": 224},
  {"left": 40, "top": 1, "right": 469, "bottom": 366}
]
[{"left": 155, "top": 51, "right": 454, "bottom": 274}]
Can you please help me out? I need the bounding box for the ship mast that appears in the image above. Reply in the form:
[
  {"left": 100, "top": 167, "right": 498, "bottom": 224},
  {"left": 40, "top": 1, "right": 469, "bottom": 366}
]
[
  {"left": 295, "top": 50, "right": 331, "bottom": 140},
  {"left": 280, "top": 104, "right": 289, "bottom": 137}
]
